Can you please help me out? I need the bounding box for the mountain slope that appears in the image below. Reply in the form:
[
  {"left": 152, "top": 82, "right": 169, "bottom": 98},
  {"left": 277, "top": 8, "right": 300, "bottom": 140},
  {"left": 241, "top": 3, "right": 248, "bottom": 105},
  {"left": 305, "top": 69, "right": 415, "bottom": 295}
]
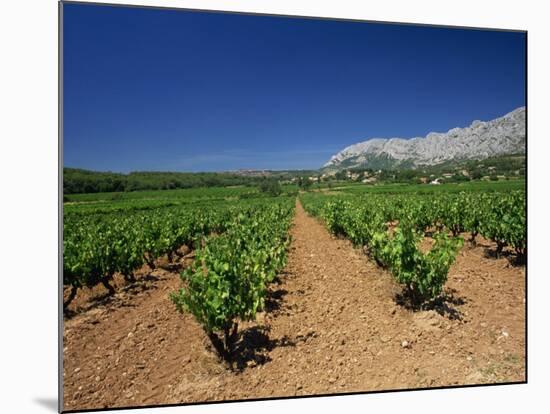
[{"left": 324, "top": 107, "right": 526, "bottom": 170}]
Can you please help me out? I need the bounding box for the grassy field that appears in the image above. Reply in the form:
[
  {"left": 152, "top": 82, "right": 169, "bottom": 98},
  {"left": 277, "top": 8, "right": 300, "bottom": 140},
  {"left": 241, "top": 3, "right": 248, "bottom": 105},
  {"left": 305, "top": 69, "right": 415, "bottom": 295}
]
[
  {"left": 64, "top": 184, "right": 301, "bottom": 215},
  {"left": 64, "top": 185, "right": 260, "bottom": 203},
  {"left": 328, "top": 179, "right": 525, "bottom": 195},
  {"left": 64, "top": 179, "right": 525, "bottom": 216}
]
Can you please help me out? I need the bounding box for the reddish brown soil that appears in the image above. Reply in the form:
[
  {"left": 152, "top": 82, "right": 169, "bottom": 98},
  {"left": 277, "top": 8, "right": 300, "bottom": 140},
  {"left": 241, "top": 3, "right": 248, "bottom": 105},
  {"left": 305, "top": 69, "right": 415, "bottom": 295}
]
[
  {"left": 63, "top": 248, "right": 190, "bottom": 316},
  {"left": 63, "top": 200, "right": 525, "bottom": 411}
]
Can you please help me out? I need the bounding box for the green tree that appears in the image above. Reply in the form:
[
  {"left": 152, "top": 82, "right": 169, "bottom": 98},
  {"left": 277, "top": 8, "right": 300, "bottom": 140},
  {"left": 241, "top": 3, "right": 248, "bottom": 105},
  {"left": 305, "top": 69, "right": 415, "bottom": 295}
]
[
  {"left": 471, "top": 170, "right": 483, "bottom": 180},
  {"left": 259, "top": 180, "right": 282, "bottom": 196},
  {"left": 299, "top": 177, "right": 313, "bottom": 191}
]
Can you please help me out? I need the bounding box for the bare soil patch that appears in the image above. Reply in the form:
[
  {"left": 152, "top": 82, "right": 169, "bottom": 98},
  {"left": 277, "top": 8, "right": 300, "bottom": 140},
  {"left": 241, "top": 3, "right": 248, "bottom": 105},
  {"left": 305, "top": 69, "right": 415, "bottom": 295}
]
[
  {"left": 63, "top": 200, "right": 525, "bottom": 411},
  {"left": 63, "top": 250, "right": 189, "bottom": 317}
]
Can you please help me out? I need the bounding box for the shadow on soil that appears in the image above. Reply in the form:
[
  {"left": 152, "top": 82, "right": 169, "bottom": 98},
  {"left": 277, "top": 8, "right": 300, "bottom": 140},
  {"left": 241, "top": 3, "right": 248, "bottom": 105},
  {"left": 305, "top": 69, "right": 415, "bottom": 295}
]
[
  {"left": 231, "top": 326, "right": 315, "bottom": 372},
  {"left": 272, "top": 271, "right": 292, "bottom": 284},
  {"left": 63, "top": 273, "right": 162, "bottom": 320},
  {"left": 483, "top": 248, "right": 526, "bottom": 267},
  {"left": 157, "top": 262, "right": 184, "bottom": 272},
  {"left": 395, "top": 288, "right": 466, "bottom": 320},
  {"left": 229, "top": 276, "right": 311, "bottom": 371},
  {"left": 265, "top": 288, "right": 288, "bottom": 313}
]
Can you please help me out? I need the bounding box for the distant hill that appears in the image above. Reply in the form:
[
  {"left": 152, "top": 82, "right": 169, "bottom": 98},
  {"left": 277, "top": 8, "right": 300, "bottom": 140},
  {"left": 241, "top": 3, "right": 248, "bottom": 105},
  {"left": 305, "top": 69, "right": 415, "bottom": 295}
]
[{"left": 323, "top": 107, "right": 526, "bottom": 171}]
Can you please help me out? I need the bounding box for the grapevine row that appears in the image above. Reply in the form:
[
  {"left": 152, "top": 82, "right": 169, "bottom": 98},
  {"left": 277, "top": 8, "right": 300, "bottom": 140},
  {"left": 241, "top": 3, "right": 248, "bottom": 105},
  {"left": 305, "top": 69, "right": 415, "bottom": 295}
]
[
  {"left": 300, "top": 190, "right": 525, "bottom": 303},
  {"left": 170, "top": 200, "right": 294, "bottom": 362},
  {"left": 63, "top": 198, "right": 290, "bottom": 309}
]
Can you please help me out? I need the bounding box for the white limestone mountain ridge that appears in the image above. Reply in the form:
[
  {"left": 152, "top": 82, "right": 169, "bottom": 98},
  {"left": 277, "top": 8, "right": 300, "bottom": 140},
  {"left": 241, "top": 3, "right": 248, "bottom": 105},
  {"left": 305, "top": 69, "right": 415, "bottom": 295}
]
[{"left": 323, "top": 107, "right": 526, "bottom": 170}]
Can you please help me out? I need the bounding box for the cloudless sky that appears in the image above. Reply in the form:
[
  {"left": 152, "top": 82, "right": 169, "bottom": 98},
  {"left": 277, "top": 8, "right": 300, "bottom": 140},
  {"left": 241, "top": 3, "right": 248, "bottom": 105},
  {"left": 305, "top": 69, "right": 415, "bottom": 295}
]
[{"left": 63, "top": 3, "right": 526, "bottom": 172}]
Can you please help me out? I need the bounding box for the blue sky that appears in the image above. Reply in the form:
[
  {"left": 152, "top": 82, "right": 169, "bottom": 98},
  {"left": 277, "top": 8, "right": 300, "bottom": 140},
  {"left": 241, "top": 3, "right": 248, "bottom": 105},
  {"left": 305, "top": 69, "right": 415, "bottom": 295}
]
[{"left": 63, "top": 3, "right": 526, "bottom": 172}]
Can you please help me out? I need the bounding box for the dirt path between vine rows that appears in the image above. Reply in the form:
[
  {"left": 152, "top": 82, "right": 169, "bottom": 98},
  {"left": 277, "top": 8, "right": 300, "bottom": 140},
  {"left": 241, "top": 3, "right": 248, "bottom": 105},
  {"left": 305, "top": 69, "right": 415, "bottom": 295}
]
[{"left": 63, "top": 200, "right": 525, "bottom": 411}]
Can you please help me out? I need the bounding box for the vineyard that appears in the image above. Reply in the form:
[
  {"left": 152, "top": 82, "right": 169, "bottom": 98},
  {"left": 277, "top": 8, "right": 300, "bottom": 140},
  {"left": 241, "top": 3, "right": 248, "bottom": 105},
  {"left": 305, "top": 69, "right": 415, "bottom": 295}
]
[
  {"left": 301, "top": 190, "right": 526, "bottom": 303},
  {"left": 64, "top": 194, "right": 294, "bottom": 307},
  {"left": 62, "top": 183, "right": 526, "bottom": 410}
]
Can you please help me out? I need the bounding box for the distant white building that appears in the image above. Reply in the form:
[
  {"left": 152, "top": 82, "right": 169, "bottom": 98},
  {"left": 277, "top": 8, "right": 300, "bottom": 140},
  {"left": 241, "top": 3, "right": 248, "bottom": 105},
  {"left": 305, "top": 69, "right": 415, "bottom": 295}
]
[
  {"left": 362, "top": 177, "right": 377, "bottom": 184},
  {"left": 430, "top": 178, "right": 441, "bottom": 185}
]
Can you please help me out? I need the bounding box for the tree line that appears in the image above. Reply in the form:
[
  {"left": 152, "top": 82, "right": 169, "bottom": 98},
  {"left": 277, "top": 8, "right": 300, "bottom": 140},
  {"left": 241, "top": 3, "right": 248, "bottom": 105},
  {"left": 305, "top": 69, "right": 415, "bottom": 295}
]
[{"left": 64, "top": 168, "right": 274, "bottom": 194}]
